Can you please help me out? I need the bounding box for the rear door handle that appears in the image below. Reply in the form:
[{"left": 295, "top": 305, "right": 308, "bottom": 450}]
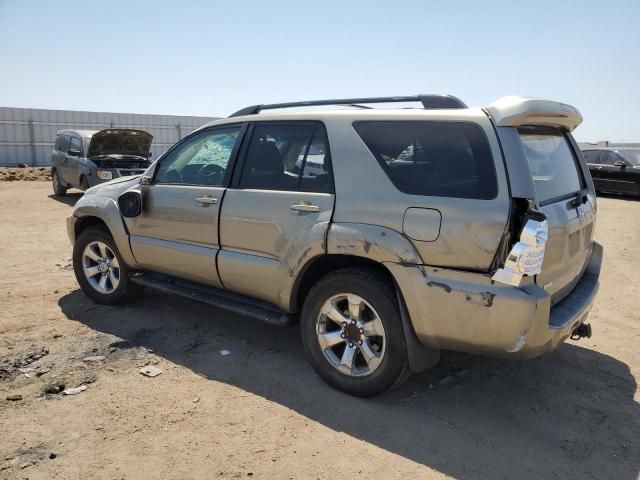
[
  {"left": 195, "top": 196, "right": 218, "bottom": 205},
  {"left": 290, "top": 203, "right": 320, "bottom": 213}
]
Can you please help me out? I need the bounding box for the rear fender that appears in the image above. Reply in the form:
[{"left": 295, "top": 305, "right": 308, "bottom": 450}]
[{"left": 327, "top": 223, "right": 439, "bottom": 372}]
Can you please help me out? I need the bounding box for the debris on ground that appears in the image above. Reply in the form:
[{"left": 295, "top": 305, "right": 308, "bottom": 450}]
[
  {"left": 82, "top": 355, "right": 106, "bottom": 363},
  {"left": 139, "top": 366, "right": 163, "bottom": 377},
  {"left": 219, "top": 350, "right": 232, "bottom": 356},
  {"left": 438, "top": 375, "right": 456, "bottom": 386},
  {"left": 62, "top": 385, "right": 87, "bottom": 395},
  {"left": 6, "top": 394, "right": 23, "bottom": 401},
  {"left": 55, "top": 257, "right": 72, "bottom": 271},
  {"left": 44, "top": 383, "right": 65, "bottom": 394},
  {"left": 0, "top": 166, "right": 51, "bottom": 181},
  {"left": 18, "top": 366, "right": 51, "bottom": 378},
  {"left": 0, "top": 346, "right": 49, "bottom": 380}
]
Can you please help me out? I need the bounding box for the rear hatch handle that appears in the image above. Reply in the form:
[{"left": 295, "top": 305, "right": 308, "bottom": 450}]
[{"left": 570, "top": 190, "right": 589, "bottom": 209}]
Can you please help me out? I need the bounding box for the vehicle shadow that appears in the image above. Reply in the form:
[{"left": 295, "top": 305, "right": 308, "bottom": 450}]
[
  {"left": 48, "top": 192, "right": 83, "bottom": 206},
  {"left": 596, "top": 192, "right": 640, "bottom": 202},
  {"left": 59, "top": 289, "right": 639, "bottom": 480}
]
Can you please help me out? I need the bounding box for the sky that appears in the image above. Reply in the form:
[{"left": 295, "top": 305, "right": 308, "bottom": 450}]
[{"left": 0, "top": 0, "right": 638, "bottom": 142}]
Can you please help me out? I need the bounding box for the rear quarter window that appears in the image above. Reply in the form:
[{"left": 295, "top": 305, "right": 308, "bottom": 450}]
[{"left": 353, "top": 121, "right": 498, "bottom": 199}]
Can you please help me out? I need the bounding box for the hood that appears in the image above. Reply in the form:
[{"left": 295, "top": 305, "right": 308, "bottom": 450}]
[
  {"left": 83, "top": 174, "right": 143, "bottom": 199},
  {"left": 88, "top": 129, "right": 153, "bottom": 158}
]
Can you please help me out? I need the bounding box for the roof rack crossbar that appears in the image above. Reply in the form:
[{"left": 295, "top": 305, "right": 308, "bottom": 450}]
[{"left": 229, "top": 94, "right": 467, "bottom": 117}]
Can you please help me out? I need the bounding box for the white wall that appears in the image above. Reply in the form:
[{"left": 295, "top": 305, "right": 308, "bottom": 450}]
[{"left": 0, "top": 107, "right": 218, "bottom": 166}]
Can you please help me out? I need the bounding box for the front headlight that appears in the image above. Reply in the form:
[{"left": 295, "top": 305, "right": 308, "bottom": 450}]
[{"left": 97, "top": 170, "right": 113, "bottom": 180}]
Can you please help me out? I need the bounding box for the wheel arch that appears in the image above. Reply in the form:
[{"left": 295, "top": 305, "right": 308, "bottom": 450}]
[
  {"left": 72, "top": 198, "right": 138, "bottom": 268},
  {"left": 291, "top": 222, "right": 439, "bottom": 373},
  {"left": 74, "top": 215, "right": 108, "bottom": 238}
]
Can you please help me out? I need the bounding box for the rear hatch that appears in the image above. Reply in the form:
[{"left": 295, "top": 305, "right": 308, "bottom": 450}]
[{"left": 517, "top": 126, "right": 596, "bottom": 305}]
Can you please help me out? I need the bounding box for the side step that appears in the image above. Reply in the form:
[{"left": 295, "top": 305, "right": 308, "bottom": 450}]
[{"left": 130, "top": 273, "right": 295, "bottom": 326}]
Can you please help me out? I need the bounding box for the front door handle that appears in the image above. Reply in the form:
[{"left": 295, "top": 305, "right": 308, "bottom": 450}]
[
  {"left": 290, "top": 203, "right": 320, "bottom": 213},
  {"left": 195, "top": 196, "right": 218, "bottom": 205}
]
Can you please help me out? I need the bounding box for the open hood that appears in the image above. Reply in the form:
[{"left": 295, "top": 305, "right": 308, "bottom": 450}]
[{"left": 88, "top": 129, "right": 153, "bottom": 158}]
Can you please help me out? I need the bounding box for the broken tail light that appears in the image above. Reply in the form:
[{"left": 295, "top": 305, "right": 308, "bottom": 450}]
[{"left": 492, "top": 218, "right": 548, "bottom": 287}]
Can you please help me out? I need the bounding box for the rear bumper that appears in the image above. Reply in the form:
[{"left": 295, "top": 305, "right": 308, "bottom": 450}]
[{"left": 385, "top": 241, "right": 602, "bottom": 358}]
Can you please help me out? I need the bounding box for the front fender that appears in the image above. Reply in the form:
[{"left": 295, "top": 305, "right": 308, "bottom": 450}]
[{"left": 72, "top": 196, "right": 138, "bottom": 268}]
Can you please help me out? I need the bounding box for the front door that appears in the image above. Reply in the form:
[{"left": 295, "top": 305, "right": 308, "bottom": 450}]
[
  {"left": 126, "top": 124, "right": 245, "bottom": 287},
  {"left": 218, "top": 122, "right": 335, "bottom": 308}
]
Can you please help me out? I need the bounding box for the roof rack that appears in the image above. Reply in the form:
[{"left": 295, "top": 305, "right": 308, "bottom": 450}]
[{"left": 229, "top": 94, "right": 467, "bottom": 117}]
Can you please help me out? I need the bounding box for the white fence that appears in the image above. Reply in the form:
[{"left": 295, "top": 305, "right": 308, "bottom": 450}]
[{"left": 0, "top": 107, "right": 218, "bottom": 166}]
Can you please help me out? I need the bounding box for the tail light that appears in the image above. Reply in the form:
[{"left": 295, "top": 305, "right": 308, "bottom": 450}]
[{"left": 492, "top": 218, "right": 548, "bottom": 287}]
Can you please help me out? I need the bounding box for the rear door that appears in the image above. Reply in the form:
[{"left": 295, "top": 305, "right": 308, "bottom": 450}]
[
  {"left": 218, "top": 121, "right": 335, "bottom": 307},
  {"left": 517, "top": 127, "right": 595, "bottom": 304},
  {"left": 126, "top": 124, "right": 246, "bottom": 287},
  {"left": 599, "top": 151, "right": 636, "bottom": 194},
  {"left": 582, "top": 150, "right": 603, "bottom": 189},
  {"left": 56, "top": 134, "right": 72, "bottom": 182},
  {"left": 52, "top": 134, "right": 69, "bottom": 182},
  {"left": 66, "top": 135, "right": 83, "bottom": 185}
]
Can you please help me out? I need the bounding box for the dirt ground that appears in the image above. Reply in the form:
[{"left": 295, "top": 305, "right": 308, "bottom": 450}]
[
  {"left": 0, "top": 181, "right": 638, "bottom": 480},
  {"left": 0, "top": 167, "right": 51, "bottom": 182}
]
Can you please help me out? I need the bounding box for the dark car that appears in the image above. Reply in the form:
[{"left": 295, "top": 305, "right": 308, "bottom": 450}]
[{"left": 582, "top": 147, "right": 640, "bottom": 196}]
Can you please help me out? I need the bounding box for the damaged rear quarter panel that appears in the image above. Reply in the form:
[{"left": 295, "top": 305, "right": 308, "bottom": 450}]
[{"left": 385, "top": 262, "right": 543, "bottom": 355}]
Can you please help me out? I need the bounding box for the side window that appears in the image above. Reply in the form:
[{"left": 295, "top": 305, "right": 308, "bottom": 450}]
[
  {"left": 239, "top": 124, "right": 319, "bottom": 191},
  {"left": 58, "top": 134, "right": 70, "bottom": 153},
  {"left": 600, "top": 151, "right": 623, "bottom": 166},
  {"left": 300, "top": 128, "right": 333, "bottom": 193},
  {"left": 353, "top": 121, "right": 498, "bottom": 199},
  {"left": 582, "top": 150, "right": 600, "bottom": 164},
  {"left": 68, "top": 136, "right": 82, "bottom": 155},
  {"left": 155, "top": 126, "right": 242, "bottom": 186}
]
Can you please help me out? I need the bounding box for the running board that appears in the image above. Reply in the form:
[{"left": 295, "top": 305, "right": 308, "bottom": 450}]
[{"left": 130, "top": 273, "right": 295, "bottom": 326}]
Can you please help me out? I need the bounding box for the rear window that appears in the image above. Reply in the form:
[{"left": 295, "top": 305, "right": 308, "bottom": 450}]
[
  {"left": 353, "top": 121, "right": 497, "bottom": 199},
  {"left": 518, "top": 127, "right": 584, "bottom": 204}
]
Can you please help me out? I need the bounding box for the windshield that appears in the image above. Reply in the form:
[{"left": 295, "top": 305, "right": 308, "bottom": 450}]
[
  {"left": 617, "top": 149, "right": 640, "bottom": 166},
  {"left": 518, "top": 126, "right": 584, "bottom": 204}
]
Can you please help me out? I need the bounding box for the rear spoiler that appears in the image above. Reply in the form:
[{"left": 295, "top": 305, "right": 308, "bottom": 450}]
[{"left": 485, "top": 96, "right": 583, "bottom": 132}]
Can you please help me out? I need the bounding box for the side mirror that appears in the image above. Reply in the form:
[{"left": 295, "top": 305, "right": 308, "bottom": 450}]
[
  {"left": 147, "top": 152, "right": 153, "bottom": 159},
  {"left": 118, "top": 191, "right": 143, "bottom": 218},
  {"left": 68, "top": 148, "right": 81, "bottom": 157},
  {"left": 614, "top": 160, "right": 627, "bottom": 168}
]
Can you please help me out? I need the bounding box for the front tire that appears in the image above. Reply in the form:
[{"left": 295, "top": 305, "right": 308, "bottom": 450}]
[
  {"left": 52, "top": 169, "right": 67, "bottom": 196},
  {"left": 73, "top": 226, "right": 141, "bottom": 305},
  {"left": 300, "top": 268, "right": 409, "bottom": 396}
]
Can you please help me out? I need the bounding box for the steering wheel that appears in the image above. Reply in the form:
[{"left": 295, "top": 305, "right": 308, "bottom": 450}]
[{"left": 197, "top": 163, "right": 225, "bottom": 184}]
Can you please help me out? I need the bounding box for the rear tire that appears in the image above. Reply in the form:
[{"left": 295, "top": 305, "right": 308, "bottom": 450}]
[
  {"left": 73, "top": 226, "right": 141, "bottom": 305},
  {"left": 52, "top": 170, "right": 67, "bottom": 196},
  {"left": 300, "top": 268, "right": 409, "bottom": 396}
]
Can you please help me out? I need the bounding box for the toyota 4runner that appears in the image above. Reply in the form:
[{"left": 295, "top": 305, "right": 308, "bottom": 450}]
[{"left": 66, "top": 95, "right": 602, "bottom": 396}]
